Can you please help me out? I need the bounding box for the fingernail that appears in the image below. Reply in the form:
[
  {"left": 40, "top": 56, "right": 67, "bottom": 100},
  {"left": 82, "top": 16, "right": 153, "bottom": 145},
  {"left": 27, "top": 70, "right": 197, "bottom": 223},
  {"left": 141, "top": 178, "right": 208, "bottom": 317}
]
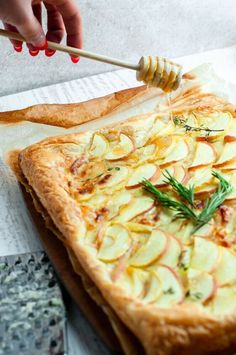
[
  {"left": 70, "top": 55, "right": 80, "bottom": 64},
  {"left": 35, "top": 40, "right": 48, "bottom": 50},
  {"left": 29, "top": 49, "right": 39, "bottom": 57},
  {"left": 45, "top": 49, "right": 56, "bottom": 57},
  {"left": 14, "top": 45, "right": 22, "bottom": 53},
  {"left": 31, "top": 33, "right": 46, "bottom": 48}
]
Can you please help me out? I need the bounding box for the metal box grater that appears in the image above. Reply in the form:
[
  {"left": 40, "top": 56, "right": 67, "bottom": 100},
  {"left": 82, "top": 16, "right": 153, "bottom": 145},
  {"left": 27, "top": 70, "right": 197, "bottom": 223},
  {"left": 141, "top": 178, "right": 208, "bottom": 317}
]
[{"left": 0, "top": 251, "right": 67, "bottom": 355}]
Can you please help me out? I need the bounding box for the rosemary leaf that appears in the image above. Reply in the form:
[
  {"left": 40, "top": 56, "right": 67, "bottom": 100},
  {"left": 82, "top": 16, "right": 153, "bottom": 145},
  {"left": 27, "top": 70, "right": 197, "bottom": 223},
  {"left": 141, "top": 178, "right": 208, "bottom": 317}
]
[
  {"left": 163, "top": 170, "right": 195, "bottom": 206},
  {"left": 142, "top": 171, "right": 232, "bottom": 234},
  {"left": 141, "top": 179, "right": 198, "bottom": 222},
  {"left": 192, "top": 171, "right": 232, "bottom": 233}
]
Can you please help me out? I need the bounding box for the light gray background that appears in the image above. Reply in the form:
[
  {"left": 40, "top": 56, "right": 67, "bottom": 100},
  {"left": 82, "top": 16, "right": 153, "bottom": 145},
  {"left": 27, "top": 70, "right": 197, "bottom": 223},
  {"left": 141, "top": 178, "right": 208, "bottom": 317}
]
[{"left": 0, "top": 0, "right": 236, "bottom": 96}]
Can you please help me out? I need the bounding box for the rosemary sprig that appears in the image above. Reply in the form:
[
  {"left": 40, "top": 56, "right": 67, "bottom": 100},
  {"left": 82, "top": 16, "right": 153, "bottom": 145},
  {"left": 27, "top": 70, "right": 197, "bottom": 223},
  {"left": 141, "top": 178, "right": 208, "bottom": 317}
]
[
  {"left": 142, "top": 171, "right": 232, "bottom": 234},
  {"left": 142, "top": 179, "right": 198, "bottom": 222},
  {"left": 163, "top": 170, "right": 195, "bottom": 206},
  {"left": 173, "top": 116, "right": 224, "bottom": 137},
  {"left": 192, "top": 171, "right": 232, "bottom": 233}
]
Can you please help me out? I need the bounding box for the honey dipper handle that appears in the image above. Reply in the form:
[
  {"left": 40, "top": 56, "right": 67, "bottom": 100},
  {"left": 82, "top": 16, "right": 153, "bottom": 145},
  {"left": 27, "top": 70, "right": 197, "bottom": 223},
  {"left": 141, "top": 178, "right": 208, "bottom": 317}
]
[{"left": 0, "top": 28, "right": 139, "bottom": 71}]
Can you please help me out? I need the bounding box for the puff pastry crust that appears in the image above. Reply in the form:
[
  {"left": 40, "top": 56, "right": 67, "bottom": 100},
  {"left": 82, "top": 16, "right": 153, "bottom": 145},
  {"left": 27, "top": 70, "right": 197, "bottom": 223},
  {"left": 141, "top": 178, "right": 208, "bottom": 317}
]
[{"left": 18, "top": 84, "right": 236, "bottom": 355}]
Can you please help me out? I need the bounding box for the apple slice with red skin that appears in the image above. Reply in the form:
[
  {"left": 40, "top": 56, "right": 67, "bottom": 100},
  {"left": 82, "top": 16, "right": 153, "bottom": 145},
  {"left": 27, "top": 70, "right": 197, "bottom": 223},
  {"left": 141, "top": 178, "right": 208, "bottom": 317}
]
[
  {"left": 153, "top": 136, "right": 173, "bottom": 159},
  {"left": 154, "top": 265, "right": 184, "bottom": 307},
  {"left": 105, "top": 133, "right": 135, "bottom": 161},
  {"left": 211, "top": 287, "right": 236, "bottom": 315},
  {"left": 220, "top": 159, "right": 236, "bottom": 171},
  {"left": 158, "top": 236, "right": 182, "bottom": 268},
  {"left": 126, "top": 163, "right": 160, "bottom": 189},
  {"left": 191, "top": 237, "right": 222, "bottom": 273},
  {"left": 98, "top": 166, "right": 129, "bottom": 189},
  {"left": 224, "top": 118, "right": 236, "bottom": 143},
  {"left": 120, "top": 268, "right": 163, "bottom": 303},
  {"left": 225, "top": 174, "right": 236, "bottom": 201},
  {"left": 194, "top": 185, "right": 217, "bottom": 197},
  {"left": 153, "top": 166, "right": 187, "bottom": 187},
  {"left": 160, "top": 139, "right": 189, "bottom": 167},
  {"left": 117, "top": 196, "right": 154, "bottom": 222},
  {"left": 142, "top": 271, "right": 162, "bottom": 303},
  {"left": 90, "top": 133, "right": 109, "bottom": 158},
  {"left": 213, "top": 247, "right": 236, "bottom": 286},
  {"left": 187, "top": 268, "right": 217, "bottom": 304},
  {"left": 213, "top": 142, "right": 236, "bottom": 168},
  {"left": 198, "top": 112, "right": 232, "bottom": 140},
  {"left": 97, "top": 223, "right": 131, "bottom": 262},
  {"left": 189, "top": 141, "right": 217, "bottom": 170},
  {"left": 129, "top": 229, "right": 169, "bottom": 267}
]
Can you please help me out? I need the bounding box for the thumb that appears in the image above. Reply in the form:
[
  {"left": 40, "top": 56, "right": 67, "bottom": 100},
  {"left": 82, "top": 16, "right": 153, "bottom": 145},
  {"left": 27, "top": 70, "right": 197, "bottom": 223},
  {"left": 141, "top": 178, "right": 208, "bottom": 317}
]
[{"left": 15, "top": 6, "right": 45, "bottom": 47}]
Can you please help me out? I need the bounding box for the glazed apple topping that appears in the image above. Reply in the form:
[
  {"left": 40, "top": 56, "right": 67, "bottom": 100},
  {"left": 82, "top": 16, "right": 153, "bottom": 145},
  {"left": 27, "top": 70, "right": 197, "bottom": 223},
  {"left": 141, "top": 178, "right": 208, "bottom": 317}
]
[{"left": 69, "top": 112, "right": 236, "bottom": 314}]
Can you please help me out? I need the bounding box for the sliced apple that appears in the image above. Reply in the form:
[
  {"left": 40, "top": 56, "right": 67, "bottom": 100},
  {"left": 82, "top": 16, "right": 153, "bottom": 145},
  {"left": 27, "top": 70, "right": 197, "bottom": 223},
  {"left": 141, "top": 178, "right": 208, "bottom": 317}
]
[
  {"left": 136, "top": 144, "right": 157, "bottom": 163},
  {"left": 224, "top": 118, "right": 236, "bottom": 142},
  {"left": 129, "top": 267, "right": 149, "bottom": 298},
  {"left": 125, "top": 222, "right": 153, "bottom": 233},
  {"left": 90, "top": 133, "right": 108, "bottom": 158},
  {"left": 220, "top": 159, "right": 236, "bottom": 171},
  {"left": 99, "top": 166, "right": 129, "bottom": 188},
  {"left": 116, "top": 196, "right": 154, "bottom": 222},
  {"left": 169, "top": 220, "right": 193, "bottom": 245},
  {"left": 105, "top": 134, "right": 135, "bottom": 161},
  {"left": 160, "top": 139, "right": 189, "bottom": 166},
  {"left": 107, "top": 191, "right": 132, "bottom": 219},
  {"left": 97, "top": 224, "right": 131, "bottom": 261},
  {"left": 158, "top": 236, "right": 182, "bottom": 267},
  {"left": 225, "top": 174, "right": 236, "bottom": 200},
  {"left": 153, "top": 136, "right": 174, "bottom": 159},
  {"left": 189, "top": 142, "right": 217, "bottom": 170},
  {"left": 213, "top": 247, "right": 236, "bottom": 286},
  {"left": 153, "top": 166, "right": 175, "bottom": 186},
  {"left": 213, "top": 142, "right": 236, "bottom": 167},
  {"left": 142, "top": 271, "right": 162, "bottom": 303},
  {"left": 153, "top": 166, "right": 187, "bottom": 187},
  {"left": 126, "top": 163, "right": 160, "bottom": 189},
  {"left": 155, "top": 265, "right": 184, "bottom": 307},
  {"left": 77, "top": 161, "right": 106, "bottom": 181},
  {"left": 129, "top": 229, "right": 169, "bottom": 267},
  {"left": 174, "top": 166, "right": 189, "bottom": 185},
  {"left": 198, "top": 112, "right": 232, "bottom": 140},
  {"left": 191, "top": 237, "right": 221, "bottom": 273},
  {"left": 193, "top": 222, "right": 214, "bottom": 238},
  {"left": 178, "top": 246, "right": 192, "bottom": 271},
  {"left": 187, "top": 167, "right": 213, "bottom": 191},
  {"left": 194, "top": 184, "right": 217, "bottom": 196},
  {"left": 187, "top": 268, "right": 217, "bottom": 304},
  {"left": 211, "top": 287, "right": 236, "bottom": 315}
]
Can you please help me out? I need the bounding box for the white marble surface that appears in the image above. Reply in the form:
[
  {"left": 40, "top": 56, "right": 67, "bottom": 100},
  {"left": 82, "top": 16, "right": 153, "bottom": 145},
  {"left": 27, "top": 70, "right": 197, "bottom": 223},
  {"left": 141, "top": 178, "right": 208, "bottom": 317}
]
[{"left": 1, "top": 0, "right": 236, "bottom": 96}]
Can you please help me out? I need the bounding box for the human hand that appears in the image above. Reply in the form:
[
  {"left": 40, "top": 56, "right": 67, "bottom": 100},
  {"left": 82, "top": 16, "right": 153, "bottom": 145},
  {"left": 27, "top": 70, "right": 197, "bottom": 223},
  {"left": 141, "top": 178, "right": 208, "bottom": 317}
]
[{"left": 0, "top": 0, "right": 82, "bottom": 62}]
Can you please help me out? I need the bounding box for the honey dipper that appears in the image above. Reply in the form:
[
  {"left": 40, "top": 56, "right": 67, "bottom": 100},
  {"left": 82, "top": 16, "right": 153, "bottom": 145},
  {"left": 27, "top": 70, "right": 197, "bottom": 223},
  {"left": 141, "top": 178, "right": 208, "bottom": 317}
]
[{"left": 0, "top": 28, "right": 182, "bottom": 92}]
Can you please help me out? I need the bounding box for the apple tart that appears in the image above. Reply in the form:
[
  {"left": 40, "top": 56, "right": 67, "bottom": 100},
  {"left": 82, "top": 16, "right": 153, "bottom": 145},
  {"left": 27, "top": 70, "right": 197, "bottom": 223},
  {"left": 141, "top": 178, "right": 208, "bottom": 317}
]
[{"left": 18, "top": 84, "right": 236, "bottom": 354}]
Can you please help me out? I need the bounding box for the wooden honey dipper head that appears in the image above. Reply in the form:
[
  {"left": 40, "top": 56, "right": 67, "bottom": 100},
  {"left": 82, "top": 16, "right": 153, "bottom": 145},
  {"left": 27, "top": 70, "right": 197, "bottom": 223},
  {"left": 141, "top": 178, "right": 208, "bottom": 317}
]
[{"left": 136, "top": 56, "right": 182, "bottom": 92}]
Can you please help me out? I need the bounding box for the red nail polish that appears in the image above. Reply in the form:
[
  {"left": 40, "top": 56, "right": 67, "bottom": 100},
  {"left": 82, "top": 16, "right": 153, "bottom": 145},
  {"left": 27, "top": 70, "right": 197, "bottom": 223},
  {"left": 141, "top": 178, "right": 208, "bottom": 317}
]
[
  {"left": 29, "top": 49, "right": 39, "bottom": 56},
  {"left": 45, "top": 49, "right": 56, "bottom": 57},
  {"left": 35, "top": 40, "right": 48, "bottom": 50},
  {"left": 70, "top": 55, "right": 80, "bottom": 64},
  {"left": 14, "top": 45, "right": 22, "bottom": 53}
]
